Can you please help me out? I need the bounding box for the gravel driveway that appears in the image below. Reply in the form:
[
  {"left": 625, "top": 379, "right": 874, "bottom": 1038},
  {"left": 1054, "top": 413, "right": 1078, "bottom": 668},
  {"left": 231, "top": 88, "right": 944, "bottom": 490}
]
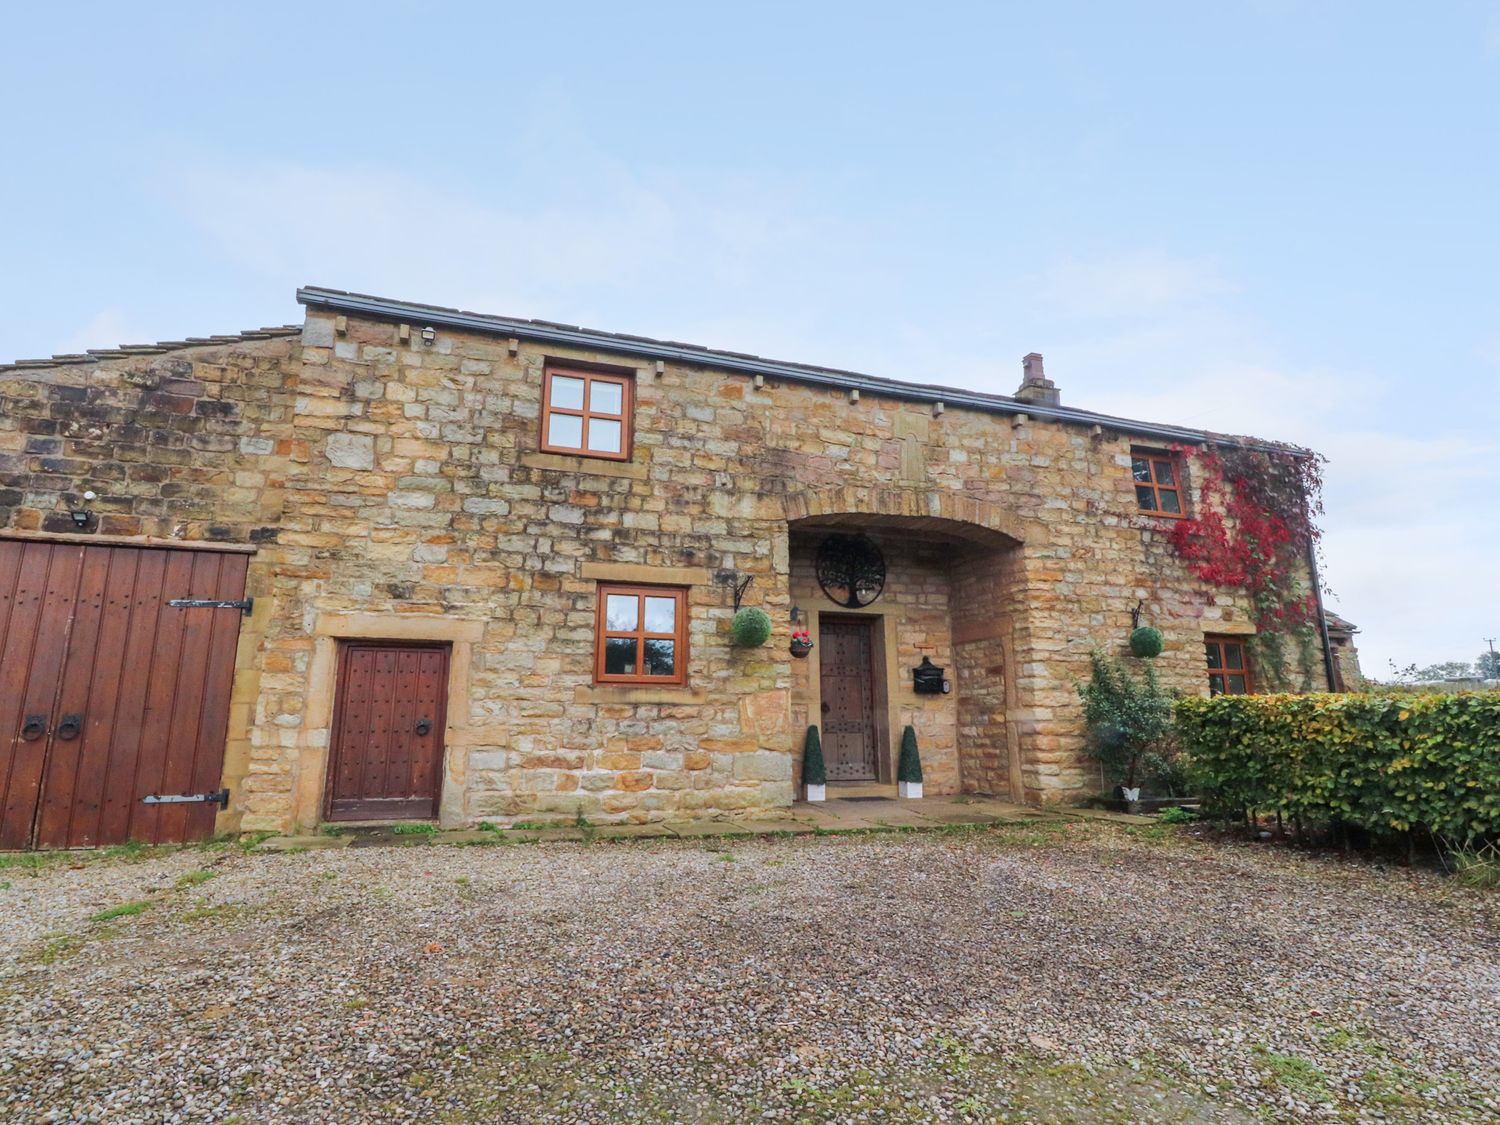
[{"left": 2, "top": 822, "right": 1497, "bottom": 1123}]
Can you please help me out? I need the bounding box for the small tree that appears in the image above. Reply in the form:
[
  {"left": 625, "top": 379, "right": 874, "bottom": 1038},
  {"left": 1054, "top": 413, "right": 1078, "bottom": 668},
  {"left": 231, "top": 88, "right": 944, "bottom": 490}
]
[
  {"left": 1475, "top": 650, "right": 1500, "bottom": 680},
  {"left": 897, "top": 725, "right": 923, "bottom": 783},
  {"left": 1077, "top": 652, "right": 1173, "bottom": 792},
  {"left": 1413, "top": 660, "right": 1475, "bottom": 683},
  {"left": 802, "top": 726, "right": 827, "bottom": 787}
]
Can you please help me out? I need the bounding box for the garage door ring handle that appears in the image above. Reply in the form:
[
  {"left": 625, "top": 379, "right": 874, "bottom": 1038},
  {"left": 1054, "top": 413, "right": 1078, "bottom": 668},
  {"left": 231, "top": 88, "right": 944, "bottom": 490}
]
[
  {"left": 55, "top": 714, "right": 82, "bottom": 741},
  {"left": 20, "top": 715, "right": 46, "bottom": 742}
]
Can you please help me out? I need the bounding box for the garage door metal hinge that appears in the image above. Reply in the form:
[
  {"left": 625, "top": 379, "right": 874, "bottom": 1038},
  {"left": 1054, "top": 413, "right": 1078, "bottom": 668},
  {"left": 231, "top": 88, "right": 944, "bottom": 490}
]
[
  {"left": 142, "top": 789, "right": 230, "bottom": 809},
  {"left": 168, "top": 597, "right": 254, "bottom": 615}
]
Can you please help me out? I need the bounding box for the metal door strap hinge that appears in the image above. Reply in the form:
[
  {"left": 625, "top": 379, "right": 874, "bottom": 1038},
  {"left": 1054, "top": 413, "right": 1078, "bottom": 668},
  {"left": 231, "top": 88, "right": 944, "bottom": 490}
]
[
  {"left": 168, "top": 597, "right": 253, "bottom": 615},
  {"left": 142, "top": 789, "right": 230, "bottom": 809}
]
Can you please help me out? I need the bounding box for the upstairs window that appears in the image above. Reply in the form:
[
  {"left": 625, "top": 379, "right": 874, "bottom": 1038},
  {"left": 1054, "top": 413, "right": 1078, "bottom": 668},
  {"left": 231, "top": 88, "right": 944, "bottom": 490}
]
[
  {"left": 542, "top": 365, "right": 633, "bottom": 461},
  {"left": 594, "top": 584, "right": 687, "bottom": 686},
  {"left": 1205, "top": 635, "right": 1253, "bottom": 695},
  {"left": 1131, "top": 449, "right": 1185, "bottom": 517}
]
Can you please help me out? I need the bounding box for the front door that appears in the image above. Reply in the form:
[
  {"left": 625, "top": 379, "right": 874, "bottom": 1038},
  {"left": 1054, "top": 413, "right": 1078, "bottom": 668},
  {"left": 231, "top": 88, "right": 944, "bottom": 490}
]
[
  {"left": 0, "top": 539, "right": 248, "bottom": 849},
  {"left": 819, "top": 616, "right": 879, "bottom": 781},
  {"left": 326, "top": 642, "right": 449, "bottom": 821}
]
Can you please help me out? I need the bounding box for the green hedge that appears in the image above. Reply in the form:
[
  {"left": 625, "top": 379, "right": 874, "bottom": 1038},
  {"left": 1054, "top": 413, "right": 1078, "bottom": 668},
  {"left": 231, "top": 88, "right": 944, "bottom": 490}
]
[{"left": 1175, "top": 693, "right": 1500, "bottom": 842}]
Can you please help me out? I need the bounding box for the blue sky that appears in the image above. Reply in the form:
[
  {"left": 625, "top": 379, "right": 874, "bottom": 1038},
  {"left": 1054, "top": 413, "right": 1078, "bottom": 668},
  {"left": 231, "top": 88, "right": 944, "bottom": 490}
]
[{"left": 4, "top": 1, "right": 1497, "bottom": 676}]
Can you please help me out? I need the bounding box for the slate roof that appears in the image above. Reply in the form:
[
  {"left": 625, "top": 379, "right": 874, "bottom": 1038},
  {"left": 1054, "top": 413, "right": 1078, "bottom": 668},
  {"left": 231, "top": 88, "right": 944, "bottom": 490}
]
[
  {"left": 0, "top": 285, "right": 1309, "bottom": 456},
  {"left": 294, "top": 286, "right": 1307, "bottom": 455},
  {"left": 0, "top": 325, "right": 302, "bottom": 372}
]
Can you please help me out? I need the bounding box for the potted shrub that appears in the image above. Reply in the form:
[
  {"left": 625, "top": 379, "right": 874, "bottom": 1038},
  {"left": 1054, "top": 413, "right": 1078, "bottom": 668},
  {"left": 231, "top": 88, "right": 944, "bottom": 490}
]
[
  {"left": 1077, "top": 652, "right": 1172, "bottom": 811},
  {"left": 897, "top": 724, "right": 923, "bottom": 799},
  {"left": 802, "top": 725, "right": 827, "bottom": 801}
]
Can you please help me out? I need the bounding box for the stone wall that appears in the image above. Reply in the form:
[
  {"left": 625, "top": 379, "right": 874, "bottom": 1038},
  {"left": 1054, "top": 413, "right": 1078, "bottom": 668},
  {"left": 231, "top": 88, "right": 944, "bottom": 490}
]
[
  {"left": 1331, "top": 632, "right": 1365, "bottom": 690},
  {"left": 252, "top": 314, "right": 794, "bottom": 830},
  {"left": 951, "top": 548, "right": 1025, "bottom": 796},
  {"left": 0, "top": 301, "right": 1331, "bottom": 830},
  {"left": 0, "top": 334, "right": 298, "bottom": 542}
]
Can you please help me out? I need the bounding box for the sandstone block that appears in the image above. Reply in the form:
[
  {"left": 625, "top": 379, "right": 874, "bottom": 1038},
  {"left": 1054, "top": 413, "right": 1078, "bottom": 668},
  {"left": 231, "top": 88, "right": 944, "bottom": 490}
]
[
  {"left": 732, "top": 751, "right": 790, "bottom": 782},
  {"left": 325, "top": 432, "right": 375, "bottom": 470}
]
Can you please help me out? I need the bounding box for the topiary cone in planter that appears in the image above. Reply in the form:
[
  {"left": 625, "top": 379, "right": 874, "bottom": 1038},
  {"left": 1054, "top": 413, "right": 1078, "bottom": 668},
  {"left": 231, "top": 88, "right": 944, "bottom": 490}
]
[
  {"left": 730, "top": 607, "right": 772, "bottom": 647},
  {"left": 802, "top": 725, "right": 827, "bottom": 802},
  {"left": 897, "top": 724, "right": 923, "bottom": 799},
  {"left": 1129, "top": 626, "right": 1164, "bottom": 659}
]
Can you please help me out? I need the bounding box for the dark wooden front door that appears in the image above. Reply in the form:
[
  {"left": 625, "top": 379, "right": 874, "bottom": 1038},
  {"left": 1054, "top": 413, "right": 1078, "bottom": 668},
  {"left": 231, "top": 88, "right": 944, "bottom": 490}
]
[
  {"left": 0, "top": 539, "right": 248, "bottom": 849},
  {"left": 819, "top": 616, "right": 879, "bottom": 781},
  {"left": 326, "top": 643, "right": 449, "bottom": 821}
]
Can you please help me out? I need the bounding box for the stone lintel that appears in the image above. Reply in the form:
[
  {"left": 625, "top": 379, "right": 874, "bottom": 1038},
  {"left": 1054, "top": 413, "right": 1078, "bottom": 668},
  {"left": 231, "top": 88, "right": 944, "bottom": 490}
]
[
  {"left": 580, "top": 561, "right": 713, "bottom": 586},
  {"left": 313, "top": 612, "right": 486, "bottom": 643}
]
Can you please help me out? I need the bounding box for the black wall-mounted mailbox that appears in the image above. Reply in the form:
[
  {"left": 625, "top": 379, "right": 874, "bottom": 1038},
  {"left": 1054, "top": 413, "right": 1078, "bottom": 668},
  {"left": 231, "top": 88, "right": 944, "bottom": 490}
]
[{"left": 913, "top": 656, "right": 950, "bottom": 694}]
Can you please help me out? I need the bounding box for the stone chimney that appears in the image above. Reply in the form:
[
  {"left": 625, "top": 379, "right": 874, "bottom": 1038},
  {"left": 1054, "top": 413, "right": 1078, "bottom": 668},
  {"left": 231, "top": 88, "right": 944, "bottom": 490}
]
[{"left": 1014, "top": 352, "right": 1059, "bottom": 407}]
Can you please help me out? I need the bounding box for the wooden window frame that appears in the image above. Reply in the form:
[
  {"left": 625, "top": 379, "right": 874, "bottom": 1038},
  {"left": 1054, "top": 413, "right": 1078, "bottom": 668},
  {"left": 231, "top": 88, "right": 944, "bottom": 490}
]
[
  {"left": 593, "top": 583, "right": 689, "bottom": 686},
  {"left": 1131, "top": 448, "right": 1187, "bottom": 519},
  {"left": 541, "top": 363, "right": 634, "bottom": 462},
  {"left": 1204, "top": 634, "right": 1254, "bottom": 696}
]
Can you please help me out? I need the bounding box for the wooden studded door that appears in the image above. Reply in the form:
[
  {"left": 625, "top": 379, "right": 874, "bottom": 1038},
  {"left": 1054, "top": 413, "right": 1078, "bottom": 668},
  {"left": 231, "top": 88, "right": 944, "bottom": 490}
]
[
  {"left": 326, "top": 642, "right": 449, "bottom": 821},
  {"left": 818, "top": 617, "right": 880, "bottom": 782},
  {"left": 0, "top": 538, "right": 250, "bottom": 849}
]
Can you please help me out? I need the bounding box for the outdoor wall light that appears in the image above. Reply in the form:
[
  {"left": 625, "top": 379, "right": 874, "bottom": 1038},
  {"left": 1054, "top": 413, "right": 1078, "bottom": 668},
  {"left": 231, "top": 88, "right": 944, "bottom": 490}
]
[
  {"left": 421, "top": 326, "right": 436, "bottom": 346},
  {"left": 70, "top": 490, "right": 96, "bottom": 528}
]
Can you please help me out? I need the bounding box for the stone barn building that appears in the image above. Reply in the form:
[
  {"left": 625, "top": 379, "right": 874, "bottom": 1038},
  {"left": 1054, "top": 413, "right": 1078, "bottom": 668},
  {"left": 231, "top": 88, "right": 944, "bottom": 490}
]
[{"left": 0, "top": 287, "right": 1336, "bottom": 846}]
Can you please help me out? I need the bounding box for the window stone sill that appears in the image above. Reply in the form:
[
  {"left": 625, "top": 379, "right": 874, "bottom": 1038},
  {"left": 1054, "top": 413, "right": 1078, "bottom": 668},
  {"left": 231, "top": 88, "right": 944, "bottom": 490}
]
[
  {"left": 574, "top": 684, "right": 708, "bottom": 705},
  {"left": 520, "top": 452, "right": 646, "bottom": 479}
]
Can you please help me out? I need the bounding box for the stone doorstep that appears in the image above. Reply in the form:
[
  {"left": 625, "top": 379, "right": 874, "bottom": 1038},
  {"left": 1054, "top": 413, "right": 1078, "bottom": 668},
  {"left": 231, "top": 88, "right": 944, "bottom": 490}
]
[{"left": 823, "top": 783, "right": 898, "bottom": 799}]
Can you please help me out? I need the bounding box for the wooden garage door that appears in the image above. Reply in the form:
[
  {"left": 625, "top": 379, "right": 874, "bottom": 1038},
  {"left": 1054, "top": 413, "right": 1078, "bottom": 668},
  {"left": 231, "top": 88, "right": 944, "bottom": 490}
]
[
  {"left": 0, "top": 539, "right": 249, "bottom": 849},
  {"left": 325, "top": 642, "right": 449, "bottom": 821}
]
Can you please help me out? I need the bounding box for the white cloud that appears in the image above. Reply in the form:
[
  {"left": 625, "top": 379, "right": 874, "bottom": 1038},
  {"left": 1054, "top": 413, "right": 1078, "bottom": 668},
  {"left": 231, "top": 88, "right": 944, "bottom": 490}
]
[
  {"left": 168, "top": 158, "right": 860, "bottom": 355},
  {"left": 1036, "top": 251, "right": 1234, "bottom": 320},
  {"left": 1478, "top": 336, "right": 1500, "bottom": 370},
  {"left": 1026, "top": 251, "right": 1499, "bottom": 676},
  {"left": 57, "top": 308, "right": 144, "bottom": 354}
]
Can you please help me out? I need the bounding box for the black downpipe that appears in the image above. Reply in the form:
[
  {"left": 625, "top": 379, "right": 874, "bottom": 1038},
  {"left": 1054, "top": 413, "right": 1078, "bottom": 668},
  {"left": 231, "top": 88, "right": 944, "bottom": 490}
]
[{"left": 1305, "top": 534, "right": 1338, "bottom": 692}]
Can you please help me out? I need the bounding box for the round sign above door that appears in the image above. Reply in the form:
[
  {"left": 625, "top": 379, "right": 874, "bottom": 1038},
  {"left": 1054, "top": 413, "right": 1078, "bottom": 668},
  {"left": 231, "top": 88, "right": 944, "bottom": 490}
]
[{"left": 815, "top": 533, "right": 886, "bottom": 608}]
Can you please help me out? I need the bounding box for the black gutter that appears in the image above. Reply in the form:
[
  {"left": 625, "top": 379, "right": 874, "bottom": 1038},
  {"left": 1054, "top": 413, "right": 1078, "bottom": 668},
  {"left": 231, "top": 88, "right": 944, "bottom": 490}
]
[{"left": 296, "top": 286, "right": 1298, "bottom": 455}]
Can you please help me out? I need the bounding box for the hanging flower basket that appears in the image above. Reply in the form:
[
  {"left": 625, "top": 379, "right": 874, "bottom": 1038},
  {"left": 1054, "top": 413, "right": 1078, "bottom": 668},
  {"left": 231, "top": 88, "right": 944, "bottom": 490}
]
[{"left": 790, "top": 630, "right": 814, "bottom": 658}]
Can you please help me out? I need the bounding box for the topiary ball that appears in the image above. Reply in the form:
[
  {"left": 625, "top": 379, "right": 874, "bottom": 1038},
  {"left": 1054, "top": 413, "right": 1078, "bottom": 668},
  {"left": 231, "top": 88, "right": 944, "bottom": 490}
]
[
  {"left": 1129, "top": 626, "right": 1164, "bottom": 659},
  {"left": 730, "top": 607, "right": 772, "bottom": 647}
]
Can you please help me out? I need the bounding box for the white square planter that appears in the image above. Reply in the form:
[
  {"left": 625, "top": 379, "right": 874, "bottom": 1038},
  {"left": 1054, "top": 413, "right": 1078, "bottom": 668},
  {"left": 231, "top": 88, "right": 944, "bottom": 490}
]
[
  {"left": 898, "top": 781, "right": 923, "bottom": 799},
  {"left": 805, "top": 783, "right": 826, "bottom": 802}
]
